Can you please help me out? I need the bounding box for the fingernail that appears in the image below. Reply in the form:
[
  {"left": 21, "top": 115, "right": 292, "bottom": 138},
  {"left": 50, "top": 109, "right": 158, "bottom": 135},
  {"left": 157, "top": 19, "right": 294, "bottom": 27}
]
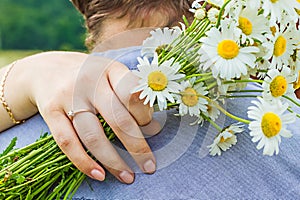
[
  {"left": 143, "top": 160, "right": 156, "bottom": 173},
  {"left": 91, "top": 169, "right": 105, "bottom": 181},
  {"left": 119, "top": 171, "right": 134, "bottom": 184}
]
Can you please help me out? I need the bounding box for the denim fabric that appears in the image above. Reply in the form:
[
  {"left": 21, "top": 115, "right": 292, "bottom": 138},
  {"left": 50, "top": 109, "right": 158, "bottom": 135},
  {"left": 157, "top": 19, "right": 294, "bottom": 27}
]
[{"left": 1, "top": 47, "right": 300, "bottom": 199}]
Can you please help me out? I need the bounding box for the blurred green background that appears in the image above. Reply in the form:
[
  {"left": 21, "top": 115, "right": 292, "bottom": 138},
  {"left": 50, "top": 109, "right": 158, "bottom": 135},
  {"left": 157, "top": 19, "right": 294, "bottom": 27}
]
[{"left": 0, "top": 0, "right": 86, "bottom": 67}]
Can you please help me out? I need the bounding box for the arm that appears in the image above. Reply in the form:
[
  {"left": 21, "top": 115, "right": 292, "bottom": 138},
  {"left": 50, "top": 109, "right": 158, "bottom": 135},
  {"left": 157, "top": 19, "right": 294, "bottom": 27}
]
[
  {"left": 0, "top": 51, "right": 85, "bottom": 131},
  {"left": 0, "top": 51, "right": 160, "bottom": 184}
]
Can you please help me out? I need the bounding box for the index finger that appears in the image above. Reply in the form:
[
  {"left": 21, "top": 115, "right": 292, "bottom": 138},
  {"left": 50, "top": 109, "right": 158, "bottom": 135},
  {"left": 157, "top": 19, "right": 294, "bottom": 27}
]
[
  {"left": 43, "top": 110, "right": 106, "bottom": 181},
  {"left": 94, "top": 75, "right": 156, "bottom": 174}
]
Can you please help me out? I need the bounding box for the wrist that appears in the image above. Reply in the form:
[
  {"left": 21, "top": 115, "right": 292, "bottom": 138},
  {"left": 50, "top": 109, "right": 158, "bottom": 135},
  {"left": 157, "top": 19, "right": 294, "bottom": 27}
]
[{"left": 0, "top": 59, "right": 38, "bottom": 131}]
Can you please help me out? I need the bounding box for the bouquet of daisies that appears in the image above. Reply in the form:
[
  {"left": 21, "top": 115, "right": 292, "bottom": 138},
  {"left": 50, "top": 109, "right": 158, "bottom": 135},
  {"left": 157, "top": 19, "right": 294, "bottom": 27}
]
[
  {"left": 132, "top": 0, "right": 300, "bottom": 156},
  {"left": 1, "top": 0, "right": 300, "bottom": 198}
]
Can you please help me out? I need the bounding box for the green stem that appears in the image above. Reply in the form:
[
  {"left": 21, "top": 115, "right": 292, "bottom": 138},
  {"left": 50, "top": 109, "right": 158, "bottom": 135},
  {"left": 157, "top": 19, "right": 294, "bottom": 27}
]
[
  {"left": 159, "top": 19, "right": 210, "bottom": 65},
  {"left": 14, "top": 143, "right": 58, "bottom": 174},
  {"left": 202, "top": 114, "right": 223, "bottom": 132},
  {"left": 216, "top": 0, "right": 233, "bottom": 28},
  {"left": 0, "top": 149, "right": 41, "bottom": 177},
  {"left": 283, "top": 95, "right": 300, "bottom": 107},
  {"left": 206, "top": 82, "right": 218, "bottom": 90},
  {"left": 223, "top": 79, "right": 263, "bottom": 84},
  {"left": 30, "top": 173, "right": 61, "bottom": 197},
  {"left": 195, "top": 75, "right": 214, "bottom": 83},
  {"left": 198, "top": 94, "right": 251, "bottom": 124},
  {"left": 287, "top": 107, "right": 300, "bottom": 118},
  {"left": 63, "top": 171, "right": 85, "bottom": 200},
  {"left": 2, "top": 163, "right": 73, "bottom": 192},
  {"left": 23, "top": 154, "right": 67, "bottom": 176},
  {"left": 67, "top": 173, "right": 86, "bottom": 200},
  {"left": 0, "top": 135, "right": 52, "bottom": 162},
  {"left": 227, "top": 90, "right": 263, "bottom": 93}
]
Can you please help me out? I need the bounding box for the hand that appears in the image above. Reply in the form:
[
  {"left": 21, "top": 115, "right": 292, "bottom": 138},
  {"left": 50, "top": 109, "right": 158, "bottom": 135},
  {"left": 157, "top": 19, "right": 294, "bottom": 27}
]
[{"left": 23, "top": 51, "right": 161, "bottom": 184}]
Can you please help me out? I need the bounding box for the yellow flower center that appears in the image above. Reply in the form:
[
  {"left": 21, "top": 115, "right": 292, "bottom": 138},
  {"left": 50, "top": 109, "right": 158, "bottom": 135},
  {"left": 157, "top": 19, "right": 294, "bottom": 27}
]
[
  {"left": 238, "top": 17, "right": 253, "bottom": 35},
  {"left": 270, "top": 75, "right": 288, "bottom": 97},
  {"left": 270, "top": 26, "right": 276, "bottom": 36},
  {"left": 207, "top": 105, "right": 212, "bottom": 112},
  {"left": 181, "top": 87, "right": 199, "bottom": 107},
  {"left": 273, "top": 35, "right": 287, "bottom": 57},
  {"left": 220, "top": 136, "right": 229, "bottom": 143},
  {"left": 270, "top": 0, "right": 278, "bottom": 3},
  {"left": 261, "top": 112, "right": 282, "bottom": 138},
  {"left": 220, "top": 131, "right": 233, "bottom": 143},
  {"left": 217, "top": 40, "right": 239, "bottom": 59},
  {"left": 148, "top": 71, "right": 168, "bottom": 91}
]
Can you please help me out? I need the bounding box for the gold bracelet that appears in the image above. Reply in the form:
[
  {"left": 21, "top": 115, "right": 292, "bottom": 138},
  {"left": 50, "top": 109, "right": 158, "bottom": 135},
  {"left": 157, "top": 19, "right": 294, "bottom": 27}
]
[{"left": 0, "top": 61, "right": 25, "bottom": 124}]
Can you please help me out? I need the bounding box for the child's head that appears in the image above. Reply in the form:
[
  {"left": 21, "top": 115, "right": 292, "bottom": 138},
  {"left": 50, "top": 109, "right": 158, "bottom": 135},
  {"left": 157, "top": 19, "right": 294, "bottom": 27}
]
[{"left": 70, "top": 0, "right": 193, "bottom": 49}]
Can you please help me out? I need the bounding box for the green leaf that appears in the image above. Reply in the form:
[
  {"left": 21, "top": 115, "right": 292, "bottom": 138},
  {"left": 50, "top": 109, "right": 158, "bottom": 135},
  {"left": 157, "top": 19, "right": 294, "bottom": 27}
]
[
  {"left": 0, "top": 137, "right": 17, "bottom": 157},
  {"left": 11, "top": 173, "right": 26, "bottom": 184}
]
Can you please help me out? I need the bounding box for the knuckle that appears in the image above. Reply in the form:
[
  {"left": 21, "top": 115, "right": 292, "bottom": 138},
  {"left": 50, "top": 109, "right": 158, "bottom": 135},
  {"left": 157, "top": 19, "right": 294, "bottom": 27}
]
[
  {"left": 129, "top": 92, "right": 142, "bottom": 104},
  {"left": 135, "top": 146, "right": 151, "bottom": 155},
  {"left": 134, "top": 108, "right": 153, "bottom": 126},
  {"left": 131, "top": 141, "right": 151, "bottom": 155},
  {"left": 55, "top": 134, "right": 72, "bottom": 149},
  {"left": 42, "top": 98, "right": 61, "bottom": 116},
  {"left": 81, "top": 131, "right": 100, "bottom": 148},
  {"left": 138, "top": 115, "right": 152, "bottom": 126},
  {"left": 114, "top": 113, "right": 135, "bottom": 133},
  {"left": 102, "top": 159, "right": 122, "bottom": 171}
]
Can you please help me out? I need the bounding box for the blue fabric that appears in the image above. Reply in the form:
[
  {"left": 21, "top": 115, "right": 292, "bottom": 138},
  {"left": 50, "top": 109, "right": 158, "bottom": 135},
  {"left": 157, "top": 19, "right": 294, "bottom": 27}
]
[{"left": 1, "top": 47, "right": 300, "bottom": 199}]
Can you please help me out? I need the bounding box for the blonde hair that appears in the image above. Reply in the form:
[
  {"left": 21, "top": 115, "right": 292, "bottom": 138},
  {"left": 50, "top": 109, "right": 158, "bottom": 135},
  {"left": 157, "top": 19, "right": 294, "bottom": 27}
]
[{"left": 70, "top": 0, "right": 193, "bottom": 49}]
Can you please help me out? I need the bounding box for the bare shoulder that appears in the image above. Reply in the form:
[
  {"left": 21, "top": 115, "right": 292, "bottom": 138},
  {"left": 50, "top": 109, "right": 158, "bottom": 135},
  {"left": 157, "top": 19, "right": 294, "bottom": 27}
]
[
  {"left": 28, "top": 51, "right": 88, "bottom": 62},
  {"left": 16, "top": 51, "right": 89, "bottom": 69}
]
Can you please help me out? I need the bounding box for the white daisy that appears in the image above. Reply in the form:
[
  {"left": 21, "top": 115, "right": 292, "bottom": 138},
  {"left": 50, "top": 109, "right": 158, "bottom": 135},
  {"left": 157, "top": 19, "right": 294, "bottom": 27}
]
[
  {"left": 263, "top": 23, "right": 298, "bottom": 70},
  {"left": 247, "top": 97, "right": 296, "bottom": 156},
  {"left": 190, "top": 0, "right": 201, "bottom": 10},
  {"left": 207, "top": 0, "right": 225, "bottom": 7},
  {"left": 208, "top": 0, "right": 242, "bottom": 18},
  {"left": 262, "top": 67, "right": 297, "bottom": 101},
  {"left": 207, "top": 0, "right": 238, "bottom": 10},
  {"left": 189, "top": 0, "right": 202, "bottom": 14},
  {"left": 253, "top": 45, "right": 271, "bottom": 79},
  {"left": 141, "top": 27, "right": 182, "bottom": 58},
  {"left": 194, "top": 8, "right": 207, "bottom": 20},
  {"left": 281, "top": 10, "right": 300, "bottom": 27},
  {"left": 188, "top": 0, "right": 206, "bottom": 20},
  {"left": 199, "top": 19, "right": 259, "bottom": 80},
  {"left": 204, "top": 101, "right": 221, "bottom": 121},
  {"left": 237, "top": 7, "right": 270, "bottom": 44},
  {"left": 131, "top": 54, "right": 185, "bottom": 111},
  {"left": 261, "top": 0, "right": 300, "bottom": 25},
  {"left": 175, "top": 79, "right": 208, "bottom": 117},
  {"left": 255, "top": 59, "right": 270, "bottom": 79},
  {"left": 244, "top": 0, "right": 261, "bottom": 10},
  {"left": 207, "top": 7, "right": 220, "bottom": 24},
  {"left": 208, "top": 123, "right": 244, "bottom": 156}
]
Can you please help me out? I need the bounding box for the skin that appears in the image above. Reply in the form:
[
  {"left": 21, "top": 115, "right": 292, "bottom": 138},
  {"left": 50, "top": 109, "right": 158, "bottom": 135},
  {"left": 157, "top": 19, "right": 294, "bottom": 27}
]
[
  {"left": 0, "top": 3, "right": 189, "bottom": 183},
  {"left": 0, "top": 20, "right": 162, "bottom": 184}
]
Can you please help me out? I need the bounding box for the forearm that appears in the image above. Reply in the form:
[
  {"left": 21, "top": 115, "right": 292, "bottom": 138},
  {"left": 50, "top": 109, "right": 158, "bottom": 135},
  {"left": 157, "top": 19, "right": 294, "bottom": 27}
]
[
  {"left": 0, "top": 61, "right": 38, "bottom": 132},
  {"left": 0, "top": 51, "right": 88, "bottom": 132}
]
